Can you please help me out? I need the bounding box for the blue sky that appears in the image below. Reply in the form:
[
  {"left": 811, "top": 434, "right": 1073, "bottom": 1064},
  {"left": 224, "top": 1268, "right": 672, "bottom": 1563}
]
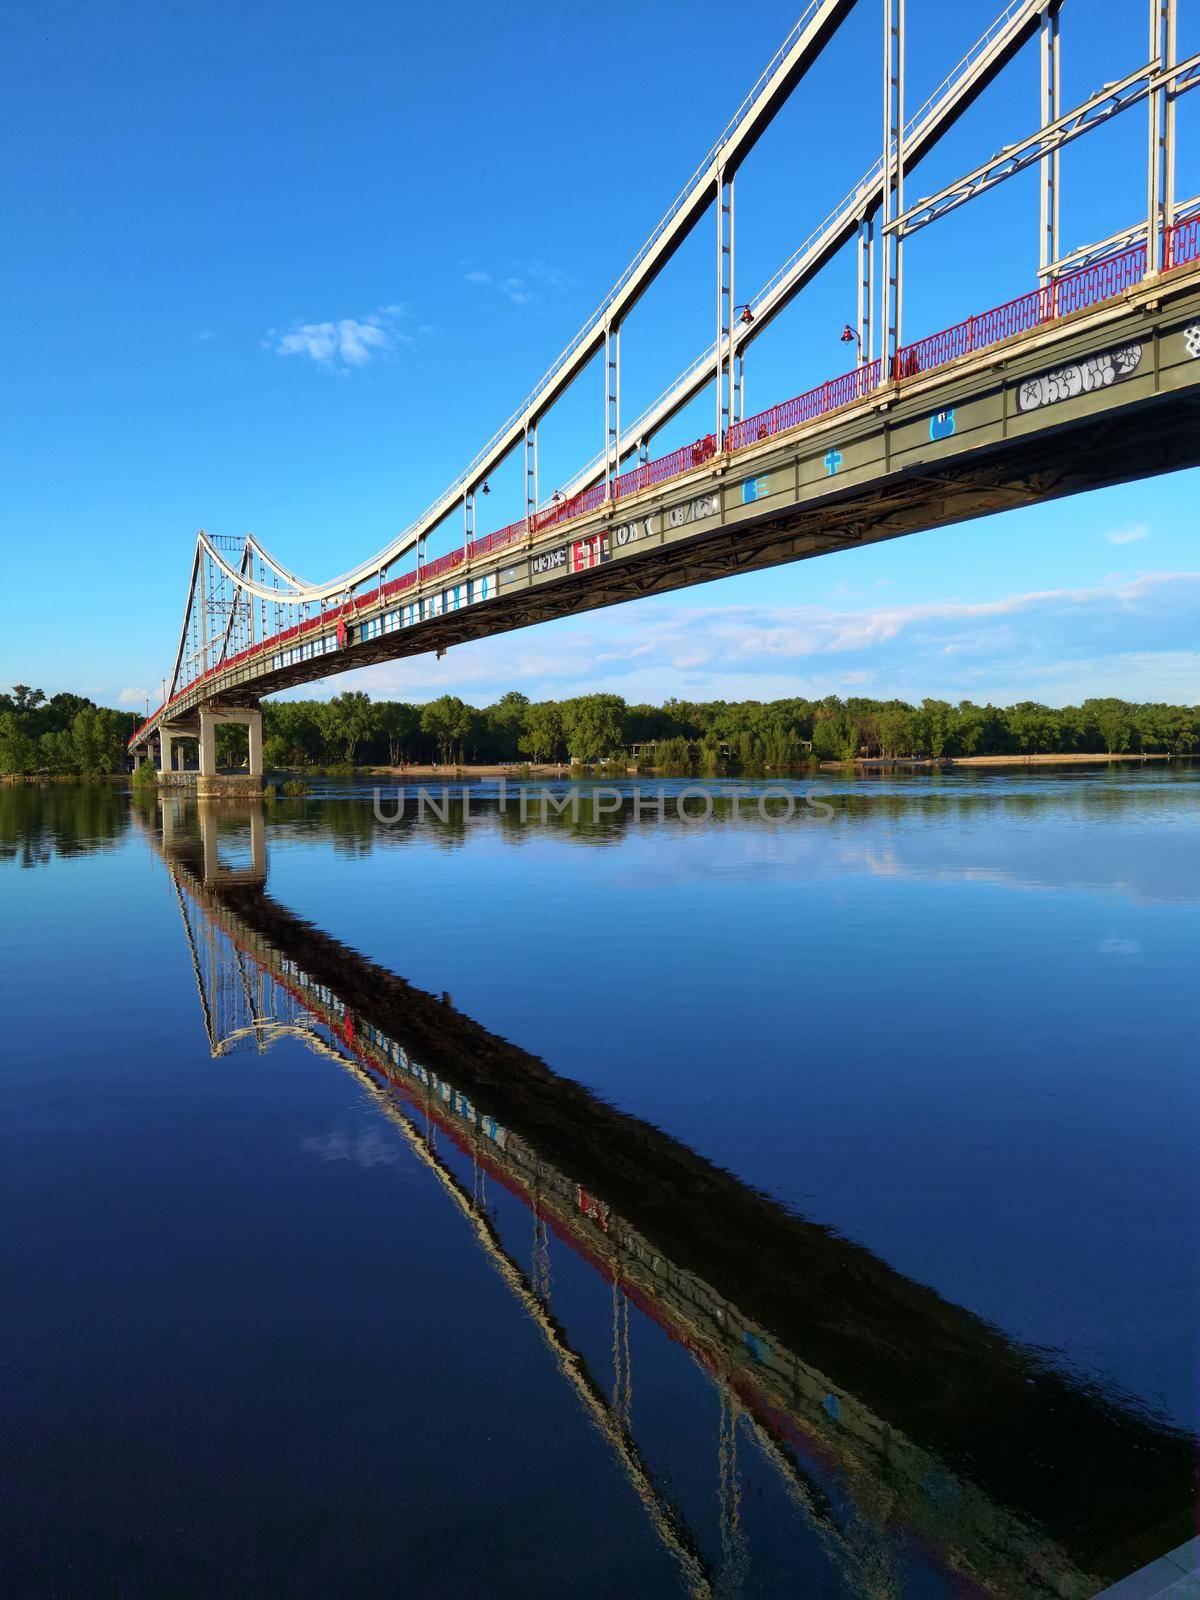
[{"left": 2, "top": 0, "right": 1197, "bottom": 712}]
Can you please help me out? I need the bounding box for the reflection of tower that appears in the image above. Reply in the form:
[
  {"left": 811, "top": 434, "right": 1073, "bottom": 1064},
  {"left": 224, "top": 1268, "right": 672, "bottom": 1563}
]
[
  {"left": 155, "top": 798, "right": 324, "bottom": 1059},
  {"left": 611, "top": 1267, "right": 632, "bottom": 1430},
  {"left": 716, "top": 1387, "right": 747, "bottom": 1598},
  {"left": 530, "top": 1191, "right": 552, "bottom": 1306}
]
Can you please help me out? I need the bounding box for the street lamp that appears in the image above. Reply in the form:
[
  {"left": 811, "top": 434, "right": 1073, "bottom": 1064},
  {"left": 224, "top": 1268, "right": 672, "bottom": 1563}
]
[{"left": 840, "top": 323, "right": 862, "bottom": 359}]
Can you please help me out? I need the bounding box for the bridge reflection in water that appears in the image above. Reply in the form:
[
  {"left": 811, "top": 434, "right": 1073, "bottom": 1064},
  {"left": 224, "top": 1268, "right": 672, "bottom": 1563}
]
[{"left": 142, "top": 797, "right": 1195, "bottom": 1600}]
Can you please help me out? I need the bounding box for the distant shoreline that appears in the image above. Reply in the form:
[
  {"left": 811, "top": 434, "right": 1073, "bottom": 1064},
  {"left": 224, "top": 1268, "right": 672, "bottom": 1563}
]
[{"left": 838, "top": 751, "right": 1181, "bottom": 770}]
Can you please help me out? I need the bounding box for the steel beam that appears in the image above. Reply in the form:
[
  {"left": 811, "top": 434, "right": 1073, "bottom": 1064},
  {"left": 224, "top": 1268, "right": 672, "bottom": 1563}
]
[
  {"left": 1148, "top": 0, "right": 1178, "bottom": 270},
  {"left": 891, "top": 50, "right": 1200, "bottom": 238},
  {"left": 1038, "top": 2, "right": 1061, "bottom": 276},
  {"left": 716, "top": 171, "right": 735, "bottom": 439},
  {"left": 605, "top": 322, "right": 621, "bottom": 495},
  {"left": 881, "top": 0, "right": 906, "bottom": 364},
  {"left": 525, "top": 423, "right": 538, "bottom": 525}
]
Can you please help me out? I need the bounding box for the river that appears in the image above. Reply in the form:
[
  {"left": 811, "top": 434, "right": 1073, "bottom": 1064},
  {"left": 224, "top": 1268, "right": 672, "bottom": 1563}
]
[{"left": 1, "top": 768, "right": 1196, "bottom": 1598}]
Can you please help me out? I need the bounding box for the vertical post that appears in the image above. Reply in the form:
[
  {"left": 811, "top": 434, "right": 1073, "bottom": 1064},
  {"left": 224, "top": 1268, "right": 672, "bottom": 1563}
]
[
  {"left": 528, "top": 427, "right": 538, "bottom": 524},
  {"left": 734, "top": 351, "right": 745, "bottom": 425},
  {"left": 1147, "top": 0, "right": 1176, "bottom": 271},
  {"left": 716, "top": 170, "right": 734, "bottom": 441},
  {"left": 857, "top": 215, "right": 875, "bottom": 365},
  {"left": 604, "top": 321, "right": 621, "bottom": 495},
  {"left": 417, "top": 533, "right": 427, "bottom": 573},
  {"left": 198, "top": 552, "right": 210, "bottom": 675},
  {"left": 247, "top": 710, "right": 263, "bottom": 779},
  {"left": 881, "top": 0, "right": 905, "bottom": 373},
  {"left": 1038, "top": 3, "right": 1061, "bottom": 277},
  {"left": 160, "top": 728, "right": 174, "bottom": 774},
  {"left": 463, "top": 490, "right": 474, "bottom": 545}
]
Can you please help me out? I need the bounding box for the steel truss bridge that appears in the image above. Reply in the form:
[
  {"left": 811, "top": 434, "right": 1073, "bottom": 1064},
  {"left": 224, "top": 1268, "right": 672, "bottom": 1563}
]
[
  {"left": 141, "top": 797, "right": 1197, "bottom": 1596},
  {"left": 131, "top": 0, "right": 1200, "bottom": 764}
]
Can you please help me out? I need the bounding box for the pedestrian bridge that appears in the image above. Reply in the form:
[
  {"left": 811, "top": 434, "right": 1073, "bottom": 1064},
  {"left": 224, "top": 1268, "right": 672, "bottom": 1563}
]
[{"left": 129, "top": 0, "right": 1200, "bottom": 770}]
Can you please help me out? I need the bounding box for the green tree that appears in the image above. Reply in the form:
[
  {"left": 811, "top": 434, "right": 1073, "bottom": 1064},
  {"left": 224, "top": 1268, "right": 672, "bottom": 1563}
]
[
  {"left": 1084, "top": 698, "right": 1137, "bottom": 754},
  {"left": 375, "top": 700, "right": 421, "bottom": 765},
  {"left": 69, "top": 707, "right": 123, "bottom": 775},
  {"left": 480, "top": 691, "right": 529, "bottom": 761},
  {"left": 519, "top": 701, "right": 564, "bottom": 763},
  {"left": 0, "top": 712, "right": 36, "bottom": 774},
  {"left": 9, "top": 686, "right": 45, "bottom": 715},
  {"left": 561, "top": 694, "right": 626, "bottom": 762},
  {"left": 319, "top": 692, "right": 376, "bottom": 762},
  {"left": 421, "top": 695, "right": 474, "bottom": 764}
]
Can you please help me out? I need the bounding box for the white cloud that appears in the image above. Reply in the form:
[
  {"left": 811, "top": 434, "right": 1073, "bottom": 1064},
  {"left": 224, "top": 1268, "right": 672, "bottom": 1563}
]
[
  {"left": 267, "top": 304, "right": 415, "bottom": 370},
  {"left": 118, "top": 686, "right": 151, "bottom": 705},
  {"left": 464, "top": 259, "right": 572, "bottom": 306},
  {"left": 1105, "top": 523, "right": 1149, "bottom": 545}
]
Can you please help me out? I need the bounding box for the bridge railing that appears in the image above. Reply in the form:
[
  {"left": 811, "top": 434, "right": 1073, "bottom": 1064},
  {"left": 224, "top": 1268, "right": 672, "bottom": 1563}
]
[
  {"left": 1165, "top": 214, "right": 1200, "bottom": 270},
  {"left": 725, "top": 360, "right": 883, "bottom": 453},
  {"left": 532, "top": 481, "right": 608, "bottom": 535},
  {"left": 890, "top": 242, "right": 1147, "bottom": 380},
  {"left": 466, "top": 520, "right": 528, "bottom": 560}
]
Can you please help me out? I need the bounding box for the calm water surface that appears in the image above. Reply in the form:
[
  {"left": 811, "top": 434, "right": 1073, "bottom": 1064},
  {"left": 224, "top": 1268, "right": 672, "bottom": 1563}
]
[{"left": 2, "top": 769, "right": 1197, "bottom": 1598}]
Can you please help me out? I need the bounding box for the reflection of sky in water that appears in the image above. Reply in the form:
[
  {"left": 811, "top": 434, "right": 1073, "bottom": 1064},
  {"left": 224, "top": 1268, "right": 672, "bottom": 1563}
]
[
  {"left": 260, "top": 768, "right": 1198, "bottom": 1430},
  {"left": 0, "top": 770, "right": 1196, "bottom": 1598}
]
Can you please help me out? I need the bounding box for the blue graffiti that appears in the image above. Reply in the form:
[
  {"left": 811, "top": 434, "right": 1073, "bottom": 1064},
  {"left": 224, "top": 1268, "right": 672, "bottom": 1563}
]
[
  {"left": 929, "top": 408, "right": 956, "bottom": 441},
  {"left": 743, "top": 1330, "right": 773, "bottom": 1364},
  {"left": 741, "top": 475, "right": 769, "bottom": 504},
  {"left": 824, "top": 447, "right": 843, "bottom": 476}
]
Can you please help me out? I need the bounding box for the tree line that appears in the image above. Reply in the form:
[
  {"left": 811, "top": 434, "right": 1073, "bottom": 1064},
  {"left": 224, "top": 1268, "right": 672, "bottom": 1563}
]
[
  {"left": 256, "top": 690, "right": 1198, "bottom": 769},
  {"left": 0, "top": 686, "right": 139, "bottom": 776},
  {"left": 2, "top": 684, "right": 1195, "bottom": 777}
]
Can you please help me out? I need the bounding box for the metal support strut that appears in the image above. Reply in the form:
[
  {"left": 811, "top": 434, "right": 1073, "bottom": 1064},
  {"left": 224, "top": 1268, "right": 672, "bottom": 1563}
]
[
  {"left": 1148, "top": 0, "right": 1178, "bottom": 270},
  {"left": 605, "top": 322, "right": 621, "bottom": 496},
  {"left": 857, "top": 215, "right": 875, "bottom": 365},
  {"left": 1039, "top": 1, "right": 1061, "bottom": 277},
  {"left": 525, "top": 423, "right": 538, "bottom": 527},
  {"left": 716, "top": 170, "right": 735, "bottom": 440},
  {"left": 881, "top": 0, "right": 905, "bottom": 371}
]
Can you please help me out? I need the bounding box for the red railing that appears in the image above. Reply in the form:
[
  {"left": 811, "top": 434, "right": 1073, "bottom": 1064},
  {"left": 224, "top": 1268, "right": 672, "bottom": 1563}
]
[
  {"left": 467, "top": 519, "right": 527, "bottom": 559},
  {"left": 420, "top": 548, "right": 467, "bottom": 584},
  {"left": 726, "top": 360, "right": 882, "bottom": 452},
  {"left": 613, "top": 434, "right": 720, "bottom": 498},
  {"left": 1165, "top": 214, "right": 1200, "bottom": 270},
  {"left": 133, "top": 234, "right": 1198, "bottom": 751},
  {"left": 891, "top": 242, "right": 1147, "bottom": 380},
  {"left": 532, "top": 480, "right": 608, "bottom": 533}
]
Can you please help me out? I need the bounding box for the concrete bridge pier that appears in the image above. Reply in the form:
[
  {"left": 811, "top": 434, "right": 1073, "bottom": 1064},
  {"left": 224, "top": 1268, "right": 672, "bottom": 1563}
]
[
  {"left": 197, "top": 703, "right": 263, "bottom": 797},
  {"left": 158, "top": 722, "right": 199, "bottom": 784}
]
